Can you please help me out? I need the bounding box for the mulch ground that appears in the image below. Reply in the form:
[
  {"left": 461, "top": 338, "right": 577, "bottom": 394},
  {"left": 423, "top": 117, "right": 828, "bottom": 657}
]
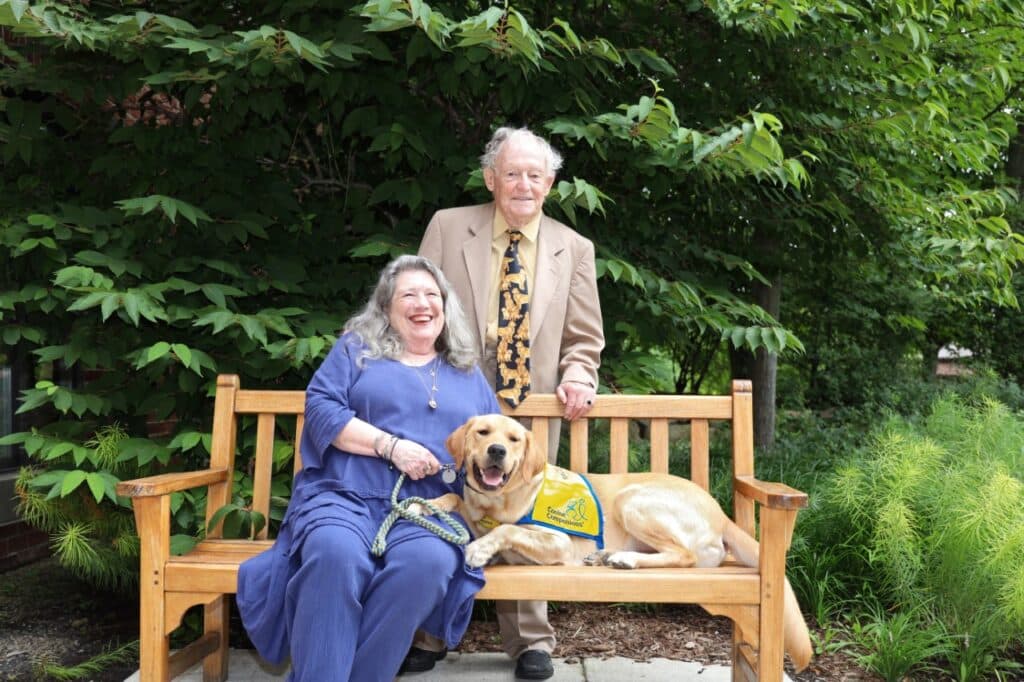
[
  {"left": 0, "top": 557, "right": 138, "bottom": 682},
  {"left": 460, "top": 601, "right": 880, "bottom": 682},
  {"left": 1, "top": 557, "right": 877, "bottom": 681}
]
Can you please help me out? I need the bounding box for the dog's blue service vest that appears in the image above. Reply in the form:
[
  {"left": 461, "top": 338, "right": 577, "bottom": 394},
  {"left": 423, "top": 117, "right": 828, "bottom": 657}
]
[{"left": 515, "top": 464, "right": 605, "bottom": 548}]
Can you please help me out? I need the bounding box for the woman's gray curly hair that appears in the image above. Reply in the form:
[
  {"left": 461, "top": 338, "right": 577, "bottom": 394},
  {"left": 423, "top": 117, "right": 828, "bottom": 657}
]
[
  {"left": 480, "top": 126, "right": 563, "bottom": 176},
  {"left": 344, "top": 255, "right": 478, "bottom": 370}
]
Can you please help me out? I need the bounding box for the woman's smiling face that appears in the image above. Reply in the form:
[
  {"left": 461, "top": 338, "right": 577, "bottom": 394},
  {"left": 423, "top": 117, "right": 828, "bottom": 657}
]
[{"left": 389, "top": 268, "right": 445, "bottom": 355}]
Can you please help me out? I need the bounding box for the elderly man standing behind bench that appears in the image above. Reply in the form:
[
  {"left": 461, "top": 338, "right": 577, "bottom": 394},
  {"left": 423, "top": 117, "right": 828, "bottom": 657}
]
[{"left": 414, "top": 126, "right": 605, "bottom": 680}]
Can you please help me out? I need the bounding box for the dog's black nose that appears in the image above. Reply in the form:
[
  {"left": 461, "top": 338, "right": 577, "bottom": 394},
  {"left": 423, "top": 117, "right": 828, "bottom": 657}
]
[{"left": 486, "top": 444, "right": 506, "bottom": 461}]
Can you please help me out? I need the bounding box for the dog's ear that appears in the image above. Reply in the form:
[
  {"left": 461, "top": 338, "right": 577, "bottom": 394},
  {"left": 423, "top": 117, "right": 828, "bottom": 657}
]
[
  {"left": 520, "top": 428, "right": 547, "bottom": 484},
  {"left": 446, "top": 418, "right": 471, "bottom": 469}
]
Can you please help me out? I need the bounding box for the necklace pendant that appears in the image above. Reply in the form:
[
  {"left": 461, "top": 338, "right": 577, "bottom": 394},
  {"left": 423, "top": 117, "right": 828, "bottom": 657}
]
[
  {"left": 441, "top": 468, "right": 457, "bottom": 484},
  {"left": 428, "top": 398, "right": 438, "bottom": 409}
]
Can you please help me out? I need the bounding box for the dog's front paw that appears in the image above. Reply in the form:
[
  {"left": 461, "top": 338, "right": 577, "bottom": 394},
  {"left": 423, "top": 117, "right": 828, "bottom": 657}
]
[
  {"left": 464, "top": 539, "right": 498, "bottom": 568},
  {"left": 405, "top": 502, "right": 429, "bottom": 516},
  {"left": 583, "top": 550, "right": 612, "bottom": 566},
  {"left": 604, "top": 551, "right": 640, "bottom": 569}
]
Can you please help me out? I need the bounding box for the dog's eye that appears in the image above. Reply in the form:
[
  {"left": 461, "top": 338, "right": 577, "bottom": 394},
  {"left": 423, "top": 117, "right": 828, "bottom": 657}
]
[
  {"left": 508, "top": 435, "right": 520, "bottom": 442},
  {"left": 476, "top": 428, "right": 490, "bottom": 436}
]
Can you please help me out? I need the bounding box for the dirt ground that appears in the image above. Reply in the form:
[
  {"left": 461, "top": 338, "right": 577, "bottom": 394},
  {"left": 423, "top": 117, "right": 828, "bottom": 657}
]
[
  {"left": 0, "top": 556, "right": 875, "bottom": 681},
  {"left": 0, "top": 557, "right": 138, "bottom": 682},
  {"left": 462, "top": 601, "right": 879, "bottom": 682}
]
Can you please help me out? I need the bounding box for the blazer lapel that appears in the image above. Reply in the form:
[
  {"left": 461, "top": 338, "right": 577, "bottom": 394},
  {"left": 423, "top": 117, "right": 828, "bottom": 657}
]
[
  {"left": 530, "top": 213, "right": 564, "bottom": 341},
  {"left": 461, "top": 206, "right": 494, "bottom": 347}
]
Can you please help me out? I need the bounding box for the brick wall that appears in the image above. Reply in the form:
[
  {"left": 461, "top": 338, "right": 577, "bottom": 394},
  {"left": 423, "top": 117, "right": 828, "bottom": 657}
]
[{"left": 0, "top": 520, "right": 49, "bottom": 572}]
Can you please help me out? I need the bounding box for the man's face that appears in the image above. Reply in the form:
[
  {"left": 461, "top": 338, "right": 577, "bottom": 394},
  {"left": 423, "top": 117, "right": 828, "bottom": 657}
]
[{"left": 484, "top": 136, "right": 555, "bottom": 228}]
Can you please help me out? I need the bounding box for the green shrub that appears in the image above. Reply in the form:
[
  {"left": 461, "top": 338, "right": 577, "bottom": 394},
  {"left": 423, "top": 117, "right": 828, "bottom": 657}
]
[{"left": 804, "top": 393, "right": 1024, "bottom": 680}]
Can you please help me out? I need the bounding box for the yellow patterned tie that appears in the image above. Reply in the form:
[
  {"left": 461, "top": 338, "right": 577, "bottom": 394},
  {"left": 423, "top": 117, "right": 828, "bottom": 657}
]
[{"left": 496, "top": 230, "right": 530, "bottom": 407}]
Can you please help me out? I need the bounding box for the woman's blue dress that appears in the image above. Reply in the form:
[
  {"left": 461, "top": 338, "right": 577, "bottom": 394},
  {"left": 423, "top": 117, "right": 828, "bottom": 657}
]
[{"left": 237, "top": 333, "right": 500, "bottom": 682}]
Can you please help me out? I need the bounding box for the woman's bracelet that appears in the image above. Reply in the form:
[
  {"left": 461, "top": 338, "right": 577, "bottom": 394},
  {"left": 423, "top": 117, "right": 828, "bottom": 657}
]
[
  {"left": 373, "top": 432, "right": 390, "bottom": 458},
  {"left": 386, "top": 436, "right": 400, "bottom": 463},
  {"left": 374, "top": 433, "right": 399, "bottom": 464}
]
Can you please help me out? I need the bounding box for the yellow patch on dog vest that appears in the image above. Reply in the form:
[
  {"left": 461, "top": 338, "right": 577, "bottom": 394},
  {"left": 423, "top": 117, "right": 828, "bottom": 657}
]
[{"left": 519, "top": 465, "right": 604, "bottom": 548}]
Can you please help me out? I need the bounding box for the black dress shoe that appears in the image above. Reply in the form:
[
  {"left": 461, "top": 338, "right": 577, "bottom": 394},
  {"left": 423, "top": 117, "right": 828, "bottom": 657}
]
[
  {"left": 397, "top": 646, "right": 447, "bottom": 675},
  {"left": 515, "top": 650, "right": 554, "bottom": 680}
]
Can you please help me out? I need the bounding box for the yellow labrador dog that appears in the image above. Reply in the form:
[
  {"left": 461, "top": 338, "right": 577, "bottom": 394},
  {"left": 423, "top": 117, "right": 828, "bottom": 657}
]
[{"left": 421, "top": 414, "right": 812, "bottom": 672}]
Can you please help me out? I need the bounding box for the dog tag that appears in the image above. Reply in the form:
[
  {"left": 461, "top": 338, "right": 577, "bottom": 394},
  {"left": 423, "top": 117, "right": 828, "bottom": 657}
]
[{"left": 441, "top": 467, "right": 457, "bottom": 484}]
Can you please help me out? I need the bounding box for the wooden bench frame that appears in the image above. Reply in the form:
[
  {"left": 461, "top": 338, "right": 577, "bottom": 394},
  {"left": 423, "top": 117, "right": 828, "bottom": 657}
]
[{"left": 118, "top": 375, "right": 808, "bottom": 681}]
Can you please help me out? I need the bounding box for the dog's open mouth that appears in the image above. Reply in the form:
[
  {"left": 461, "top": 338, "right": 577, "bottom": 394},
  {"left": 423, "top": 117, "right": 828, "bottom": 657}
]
[{"left": 473, "top": 463, "right": 510, "bottom": 491}]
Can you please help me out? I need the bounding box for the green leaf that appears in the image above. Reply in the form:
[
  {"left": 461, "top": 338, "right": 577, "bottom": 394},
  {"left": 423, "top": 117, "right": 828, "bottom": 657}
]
[
  {"left": 10, "top": 0, "right": 29, "bottom": 24},
  {"left": 350, "top": 240, "right": 393, "bottom": 258},
  {"left": 169, "top": 430, "right": 203, "bottom": 451},
  {"left": 60, "top": 470, "right": 88, "bottom": 497},
  {"left": 44, "top": 441, "right": 74, "bottom": 460},
  {"left": 206, "top": 503, "right": 239, "bottom": 532},
  {"left": 146, "top": 341, "right": 172, "bottom": 364},
  {"left": 29, "top": 470, "right": 68, "bottom": 489},
  {"left": 85, "top": 472, "right": 106, "bottom": 504},
  {"left": 172, "top": 343, "right": 192, "bottom": 367},
  {"left": 123, "top": 292, "right": 141, "bottom": 326},
  {"left": 0, "top": 432, "right": 29, "bottom": 446},
  {"left": 170, "top": 534, "right": 197, "bottom": 556},
  {"left": 53, "top": 390, "right": 72, "bottom": 413}
]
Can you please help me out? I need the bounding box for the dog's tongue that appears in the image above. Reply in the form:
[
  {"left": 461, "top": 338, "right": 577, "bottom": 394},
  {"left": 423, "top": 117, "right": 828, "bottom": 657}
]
[{"left": 481, "top": 466, "right": 505, "bottom": 487}]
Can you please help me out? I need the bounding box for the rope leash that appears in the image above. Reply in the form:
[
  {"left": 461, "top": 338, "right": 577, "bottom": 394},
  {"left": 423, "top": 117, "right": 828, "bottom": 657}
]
[{"left": 370, "top": 472, "right": 470, "bottom": 557}]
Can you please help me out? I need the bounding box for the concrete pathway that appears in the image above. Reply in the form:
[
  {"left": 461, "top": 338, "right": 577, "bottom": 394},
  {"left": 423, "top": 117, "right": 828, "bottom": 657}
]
[{"left": 125, "top": 649, "right": 780, "bottom": 681}]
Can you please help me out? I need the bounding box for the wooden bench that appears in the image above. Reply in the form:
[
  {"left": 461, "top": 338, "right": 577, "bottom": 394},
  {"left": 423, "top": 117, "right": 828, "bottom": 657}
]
[{"left": 118, "top": 374, "right": 808, "bottom": 681}]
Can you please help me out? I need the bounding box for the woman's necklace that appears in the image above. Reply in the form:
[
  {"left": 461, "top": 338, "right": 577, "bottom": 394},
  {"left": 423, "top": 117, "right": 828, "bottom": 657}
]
[{"left": 412, "top": 356, "right": 441, "bottom": 409}]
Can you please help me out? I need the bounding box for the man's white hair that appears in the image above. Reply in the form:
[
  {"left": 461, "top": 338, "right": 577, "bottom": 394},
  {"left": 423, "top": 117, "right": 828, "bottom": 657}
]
[{"left": 480, "top": 126, "right": 563, "bottom": 177}]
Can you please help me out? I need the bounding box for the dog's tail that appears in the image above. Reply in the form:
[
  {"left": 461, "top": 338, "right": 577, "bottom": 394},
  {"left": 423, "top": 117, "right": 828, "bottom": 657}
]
[{"left": 722, "top": 519, "right": 813, "bottom": 672}]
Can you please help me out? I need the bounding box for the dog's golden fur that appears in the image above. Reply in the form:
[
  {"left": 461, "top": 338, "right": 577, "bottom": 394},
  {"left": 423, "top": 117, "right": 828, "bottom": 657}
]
[{"left": 423, "top": 414, "right": 813, "bottom": 672}]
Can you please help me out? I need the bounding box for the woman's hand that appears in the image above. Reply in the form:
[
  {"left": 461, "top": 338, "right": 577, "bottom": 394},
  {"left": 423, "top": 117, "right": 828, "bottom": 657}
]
[{"left": 389, "top": 438, "right": 441, "bottom": 480}]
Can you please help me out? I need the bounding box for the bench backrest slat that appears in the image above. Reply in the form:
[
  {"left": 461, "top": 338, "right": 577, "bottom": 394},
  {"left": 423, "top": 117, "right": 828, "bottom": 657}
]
[
  {"left": 649, "top": 418, "right": 669, "bottom": 474},
  {"left": 235, "top": 390, "right": 305, "bottom": 414},
  {"left": 530, "top": 417, "right": 549, "bottom": 461},
  {"left": 251, "top": 413, "right": 275, "bottom": 539},
  {"left": 731, "top": 383, "right": 755, "bottom": 534},
  {"left": 569, "top": 419, "right": 588, "bottom": 473},
  {"left": 504, "top": 394, "right": 734, "bottom": 419},
  {"left": 294, "top": 413, "right": 305, "bottom": 475},
  {"left": 206, "top": 375, "right": 240, "bottom": 537},
  {"left": 609, "top": 418, "right": 629, "bottom": 473},
  {"left": 690, "top": 419, "right": 710, "bottom": 490}
]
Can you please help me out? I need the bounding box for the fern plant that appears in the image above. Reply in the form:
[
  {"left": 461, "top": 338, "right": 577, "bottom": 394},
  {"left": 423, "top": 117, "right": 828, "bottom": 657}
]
[
  {"left": 32, "top": 640, "right": 139, "bottom": 682},
  {"left": 10, "top": 424, "right": 141, "bottom": 591},
  {"left": 812, "top": 394, "right": 1024, "bottom": 680}
]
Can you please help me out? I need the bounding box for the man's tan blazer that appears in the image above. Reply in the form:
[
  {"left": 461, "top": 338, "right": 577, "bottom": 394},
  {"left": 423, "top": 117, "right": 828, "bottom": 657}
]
[{"left": 418, "top": 202, "right": 604, "bottom": 397}]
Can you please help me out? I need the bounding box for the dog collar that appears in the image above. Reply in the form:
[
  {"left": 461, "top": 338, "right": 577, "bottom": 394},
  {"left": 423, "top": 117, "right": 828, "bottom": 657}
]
[{"left": 476, "top": 515, "right": 502, "bottom": 531}]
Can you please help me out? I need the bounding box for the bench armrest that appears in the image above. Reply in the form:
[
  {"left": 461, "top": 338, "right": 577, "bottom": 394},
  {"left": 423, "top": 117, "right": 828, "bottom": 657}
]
[
  {"left": 116, "top": 468, "right": 230, "bottom": 498},
  {"left": 734, "top": 475, "right": 808, "bottom": 510}
]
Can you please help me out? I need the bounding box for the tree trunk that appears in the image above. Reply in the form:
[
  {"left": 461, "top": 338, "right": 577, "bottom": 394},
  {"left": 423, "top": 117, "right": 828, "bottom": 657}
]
[
  {"left": 729, "top": 273, "right": 782, "bottom": 449},
  {"left": 752, "top": 275, "right": 781, "bottom": 449},
  {"left": 1008, "top": 124, "right": 1024, "bottom": 186}
]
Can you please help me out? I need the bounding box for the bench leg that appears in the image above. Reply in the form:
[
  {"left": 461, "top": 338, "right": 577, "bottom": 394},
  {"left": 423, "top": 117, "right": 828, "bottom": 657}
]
[
  {"left": 135, "top": 496, "right": 171, "bottom": 681},
  {"left": 138, "top": 603, "right": 170, "bottom": 682},
  {"left": 756, "top": 506, "right": 792, "bottom": 682},
  {"left": 202, "top": 595, "right": 230, "bottom": 682},
  {"left": 731, "top": 631, "right": 755, "bottom": 681}
]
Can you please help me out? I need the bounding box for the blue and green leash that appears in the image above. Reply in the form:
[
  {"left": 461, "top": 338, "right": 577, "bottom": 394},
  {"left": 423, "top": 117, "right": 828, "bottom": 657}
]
[{"left": 370, "top": 468, "right": 469, "bottom": 557}]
